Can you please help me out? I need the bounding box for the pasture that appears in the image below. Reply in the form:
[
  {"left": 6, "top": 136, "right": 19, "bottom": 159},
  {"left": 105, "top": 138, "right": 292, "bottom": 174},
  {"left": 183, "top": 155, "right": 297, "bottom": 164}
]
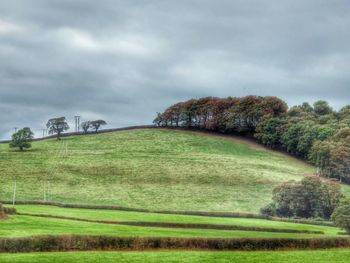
[{"left": 0, "top": 129, "right": 321, "bottom": 212}]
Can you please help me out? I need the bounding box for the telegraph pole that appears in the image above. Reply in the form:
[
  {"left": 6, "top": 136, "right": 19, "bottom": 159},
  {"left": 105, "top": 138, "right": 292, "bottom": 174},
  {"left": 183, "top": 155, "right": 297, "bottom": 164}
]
[
  {"left": 74, "top": 116, "right": 81, "bottom": 132},
  {"left": 12, "top": 177, "right": 17, "bottom": 207}
]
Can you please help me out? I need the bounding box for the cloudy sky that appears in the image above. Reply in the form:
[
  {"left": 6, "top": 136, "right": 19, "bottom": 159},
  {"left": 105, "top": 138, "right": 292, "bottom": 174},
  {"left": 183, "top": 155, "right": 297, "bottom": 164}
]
[{"left": 0, "top": 0, "right": 349, "bottom": 139}]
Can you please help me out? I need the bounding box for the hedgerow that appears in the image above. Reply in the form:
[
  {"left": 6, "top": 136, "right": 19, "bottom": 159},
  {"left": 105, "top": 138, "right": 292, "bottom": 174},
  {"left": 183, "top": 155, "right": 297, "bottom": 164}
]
[{"left": 1, "top": 235, "right": 350, "bottom": 253}]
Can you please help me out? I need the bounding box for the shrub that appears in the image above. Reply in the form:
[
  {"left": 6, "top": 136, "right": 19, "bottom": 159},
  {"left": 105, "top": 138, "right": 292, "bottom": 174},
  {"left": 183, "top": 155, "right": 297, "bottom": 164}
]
[
  {"left": 265, "top": 176, "right": 342, "bottom": 219},
  {"left": 332, "top": 199, "right": 350, "bottom": 234},
  {"left": 260, "top": 203, "right": 276, "bottom": 217}
]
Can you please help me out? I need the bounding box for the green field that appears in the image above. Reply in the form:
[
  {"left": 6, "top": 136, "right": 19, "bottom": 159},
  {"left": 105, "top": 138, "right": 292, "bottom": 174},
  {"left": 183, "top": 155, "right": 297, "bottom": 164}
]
[
  {"left": 1, "top": 129, "right": 350, "bottom": 261},
  {"left": 0, "top": 204, "right": 342, "bottom": 239},
  {"left": 12, "top": 205, "right": 341, "bottom": 236},
  {"left": 5, "top": 215, "right": 324, "bottom": 239},
  {"left": 0, "top": 128, "right": 323, "bottom": 212},
  {"left": 1, "top": 250, "right": 350, "bottom": 263}
]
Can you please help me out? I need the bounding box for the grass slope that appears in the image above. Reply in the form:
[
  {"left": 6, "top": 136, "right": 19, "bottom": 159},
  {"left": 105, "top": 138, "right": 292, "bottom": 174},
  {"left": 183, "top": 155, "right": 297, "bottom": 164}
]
[
  {"left": 12, "top": 205, "right": 341, "bottom": 236},
  {"left": 2, "top": 250, "right": 350, "bottom": 263},
  {"left": 0, "top": 215, "right": 325, "bottom": 239},
  {"left": 0, "top": 128, "right": 339, "bottom": 212}
]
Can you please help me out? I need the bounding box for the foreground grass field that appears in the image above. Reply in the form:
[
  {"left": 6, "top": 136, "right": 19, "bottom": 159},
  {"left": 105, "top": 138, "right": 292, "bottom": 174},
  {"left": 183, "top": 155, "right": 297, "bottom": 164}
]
[
  {"left": 1, "top": 250, "right": 350, "bottom": 263},
  {"left": 0, "top": 128, "right": 322, "bottom": 212},
  {"left": 12, "top": 205, "right": 341, "bottom": 236}
]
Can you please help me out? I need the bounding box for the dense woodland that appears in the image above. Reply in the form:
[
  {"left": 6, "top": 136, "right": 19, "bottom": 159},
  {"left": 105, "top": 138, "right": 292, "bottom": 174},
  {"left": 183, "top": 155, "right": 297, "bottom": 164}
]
[{"left": 154, "top": 96, "right": 350, "bottom": 183}]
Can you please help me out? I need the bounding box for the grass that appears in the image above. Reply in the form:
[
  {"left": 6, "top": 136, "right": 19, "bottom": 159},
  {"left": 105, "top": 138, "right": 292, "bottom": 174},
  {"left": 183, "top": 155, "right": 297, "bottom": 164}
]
[
  {"left": 0, "top": 215, "right": 326, "bottom": 239},
  {"left": 1, "top": 250, "right": 350, "bottom": 263},
  {"left": 0, "top": 128, "right": 323, "bottom": 213},
  {"left": 0, "top": 129, "right": 349, "bottom": 261},
  {"left": 12, "top": 205, "right": 341, "bottom": 236}
]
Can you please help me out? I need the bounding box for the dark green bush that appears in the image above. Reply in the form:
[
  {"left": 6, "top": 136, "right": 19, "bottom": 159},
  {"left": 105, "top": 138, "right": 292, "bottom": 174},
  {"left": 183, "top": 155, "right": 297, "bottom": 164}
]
[
  {"left": 260, "top": 203, "right": 276, "bottom": 217},
  {"left": 265, "top": 176, "right": 342, "bottom": 219},
  {"left": 332, "top": 199, "right": 350, "bottom": 234}
]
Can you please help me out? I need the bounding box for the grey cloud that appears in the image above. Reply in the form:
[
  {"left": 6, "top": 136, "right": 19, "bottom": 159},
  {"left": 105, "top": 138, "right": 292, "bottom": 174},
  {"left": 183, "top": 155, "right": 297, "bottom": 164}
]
[{"left": 0, "top": 0, "right": 350, "bottom": 139}]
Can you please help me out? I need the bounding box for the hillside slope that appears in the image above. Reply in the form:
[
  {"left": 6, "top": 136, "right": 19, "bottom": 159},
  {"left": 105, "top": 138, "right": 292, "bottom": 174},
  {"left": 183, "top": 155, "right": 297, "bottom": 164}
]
[{"left": 0, "top": 128, "right": 322, "bottom": 212}]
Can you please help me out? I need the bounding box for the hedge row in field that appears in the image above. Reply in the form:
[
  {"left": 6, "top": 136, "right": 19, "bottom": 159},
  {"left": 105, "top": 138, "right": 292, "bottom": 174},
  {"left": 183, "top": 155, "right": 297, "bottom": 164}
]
[
  {"left": 1, "top": 200, "right": 333, "bottom": 226},
  {"left": 1, "top": 235, "right": 350, "bottom": 253},
  {"left": 17, "top": 213, "right": 324, "bottom": 235}
]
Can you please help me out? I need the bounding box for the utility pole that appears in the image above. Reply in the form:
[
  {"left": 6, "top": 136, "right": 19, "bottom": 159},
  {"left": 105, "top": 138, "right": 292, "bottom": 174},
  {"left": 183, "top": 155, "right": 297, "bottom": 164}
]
[
  {"left": 14, "top": 127, "right": 18, "bottom": 133},
  {"left": 74, "top": 116, "right": 81, "bottom": 132},
  {"left": 42, "top": 129, "right": 47, "bottom": 138},
  {"left": 12, "top": 177, "right": 17, "bottom": 207},
  {"left": 44, "top": 178, "right": 47, "bottom": 202}
]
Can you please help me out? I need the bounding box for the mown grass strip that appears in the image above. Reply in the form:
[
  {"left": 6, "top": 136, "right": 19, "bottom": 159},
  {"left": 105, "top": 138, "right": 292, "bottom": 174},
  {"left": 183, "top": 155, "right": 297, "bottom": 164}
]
[
  {"left": 17, "top": 212, "right": 324, "bottom": 235},
  {"left": 1, "top": 200, "right": 333, "bottom": 227},
  {"left": 1, "top": 235, "right": 350, "bottom": 253}
]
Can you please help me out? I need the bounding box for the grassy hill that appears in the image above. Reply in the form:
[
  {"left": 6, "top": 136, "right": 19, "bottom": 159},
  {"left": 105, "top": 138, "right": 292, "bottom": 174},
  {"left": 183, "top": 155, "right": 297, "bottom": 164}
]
[{"left": 0, "top": 128, "right": 340, "bottom": 213}]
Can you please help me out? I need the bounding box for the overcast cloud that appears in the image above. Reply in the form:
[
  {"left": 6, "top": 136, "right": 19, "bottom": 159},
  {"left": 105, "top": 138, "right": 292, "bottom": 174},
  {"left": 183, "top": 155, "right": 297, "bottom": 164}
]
[{"left": 0, "top": 0, "right": 349, "bottom": 139}]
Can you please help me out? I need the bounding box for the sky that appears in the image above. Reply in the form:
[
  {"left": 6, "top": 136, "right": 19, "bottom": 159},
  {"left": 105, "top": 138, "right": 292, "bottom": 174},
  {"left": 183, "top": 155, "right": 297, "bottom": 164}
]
[{"left": 0, "top": 0, "right": 349, "bottom": 139}]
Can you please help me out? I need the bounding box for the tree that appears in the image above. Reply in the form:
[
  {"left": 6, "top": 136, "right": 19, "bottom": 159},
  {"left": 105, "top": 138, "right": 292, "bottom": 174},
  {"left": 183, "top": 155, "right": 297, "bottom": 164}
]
[
  {"left": 309, "top": 140, "right": 350, "bottom": 183},
  {"left": 90, "top": 120, "right": 107, "bottom": 132},
  {"left": 322, "top": 180, "right": 343, "bottom": 218},
  {"left": 226, "top": 96, "right": 287, "bottom": 134},
  {"left": 329, "top": 145, "right": 350, "bottom": 183},
  {"left": 46, "top": 117, "right": 69, "bottom": 140},
  {"left": 156, "top": 96, "right": 349, "bottom": 184},
  {"left": 281, "top": 122, "right": 305, "bottom": 155},
  {"left": 300, "top": 102, "right": 313, "bottom": 113},
  {"left": 81, "top": 121, "right": 91, "bottom": 133},
  {"left": 180, "top": 99, "right": 198, "bottom": 128},
  {"left": 332, "top": 199, "right": 350, "bottom": 234},
  {"left": 226, "top": 96, "right": 264, "bottom": 133},
  {"left": 255, "top": 117, "right": 287, "bottom": 148},
  {"left": 262, "top": 176, "right": 342, "bottom": 219},
  {"left": 9, "top": 127, "right": 34, "bottom": 151},
  {"left": 314, "top": 100, "right": 333, "bottom": 116},
  {"left": 309, "top": 141, "right": 332, "bottom": 176}
]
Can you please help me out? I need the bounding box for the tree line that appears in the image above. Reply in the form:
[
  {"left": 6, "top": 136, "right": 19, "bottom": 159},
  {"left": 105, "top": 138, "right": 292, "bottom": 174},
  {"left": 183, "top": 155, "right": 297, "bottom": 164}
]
[
  {"left": 9, "top": 117, "right": 107, "bottom": 150},
  {"left": 154, "top": 96, "right": 350, "bottom": 183}
]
